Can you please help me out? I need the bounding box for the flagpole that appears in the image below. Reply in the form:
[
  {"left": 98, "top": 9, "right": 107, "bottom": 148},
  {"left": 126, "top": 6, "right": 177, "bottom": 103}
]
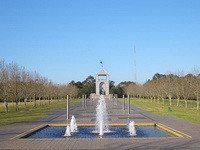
[{"left": 100, "top": 61, "right": 103, "bottom": 68}]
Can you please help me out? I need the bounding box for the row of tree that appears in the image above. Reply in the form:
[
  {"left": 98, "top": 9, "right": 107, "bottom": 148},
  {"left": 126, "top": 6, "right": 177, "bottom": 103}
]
[
  {"left": 0, "top": 60, "right": 78, "bottom": 112},
  {"left": 1, "top": 59, "right": 199, "bottom": 112},
  {"left": 124, "top": 71, "right": 200, "bottom": 110},
  {"left": 67, "top": 70, "right": 200, "bottom": 110}
]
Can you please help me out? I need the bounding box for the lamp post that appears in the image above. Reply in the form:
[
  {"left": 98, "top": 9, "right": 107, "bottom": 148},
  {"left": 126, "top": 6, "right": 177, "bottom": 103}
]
[
  {"left": 123, "top": 95, "right": 125, "bottom": 111},
  {"left": 15, "top": 75, "right": 20, "bottom": 112},
  {"left": 67, "top": 95, "right": 70, "bottom": 120},
  {"left": 197, "top": 76, "right": 199, "bottom": 110},
  {"left": 128, "top": 94, "right": 130, "bottom": 115},
  {"left": 5, "top": 93, "right": 8, "bottom": 113}
]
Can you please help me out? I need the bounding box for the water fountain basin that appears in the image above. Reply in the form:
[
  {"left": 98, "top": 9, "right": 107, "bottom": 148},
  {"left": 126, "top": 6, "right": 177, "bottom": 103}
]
[{"left": 19, "top": 123, "right": 187, "bottom": 139}]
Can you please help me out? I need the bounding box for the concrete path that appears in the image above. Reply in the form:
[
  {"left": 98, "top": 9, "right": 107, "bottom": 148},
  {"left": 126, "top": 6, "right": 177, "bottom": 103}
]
[{"left": 0, "top": 98, "right": 200, "bottom": 149}]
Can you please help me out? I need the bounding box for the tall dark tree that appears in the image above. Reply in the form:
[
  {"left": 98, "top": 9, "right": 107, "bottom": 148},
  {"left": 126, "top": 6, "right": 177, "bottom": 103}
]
[
  {"left": 75, "top": 81, "right": 83, "bottom": 89},
  {"left": 109, "top": 80, "right": 115, "bottom": 90},
  {"left": 152, "top": 73, "right": 166, "bottom": 80}
]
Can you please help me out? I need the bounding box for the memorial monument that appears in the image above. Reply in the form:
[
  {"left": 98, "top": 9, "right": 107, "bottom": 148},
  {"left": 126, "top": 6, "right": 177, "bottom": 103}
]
[{"left": 95, "top": 69, "right": 109, "bottom": 96}]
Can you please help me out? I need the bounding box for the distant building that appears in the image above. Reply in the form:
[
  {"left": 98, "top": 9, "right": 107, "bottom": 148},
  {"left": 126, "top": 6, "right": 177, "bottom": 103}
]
[{"left": 96, "top": 69, "right": 109, "bottom": 96}]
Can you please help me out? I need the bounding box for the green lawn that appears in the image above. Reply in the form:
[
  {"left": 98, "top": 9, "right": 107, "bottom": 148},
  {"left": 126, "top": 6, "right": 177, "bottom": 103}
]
[
  {"left": 0, "top": 99, "right": 81, "bottom": 127},
  {"left": 1, "top": 98, "right": 199, "bottom": 127},
  {"left": 125, "top": 98, "right": 200, "bottom": 124}
]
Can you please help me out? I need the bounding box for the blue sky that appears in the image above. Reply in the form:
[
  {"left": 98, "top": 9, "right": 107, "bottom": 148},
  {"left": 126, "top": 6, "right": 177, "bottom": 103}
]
[{"left": 0, "top": 0, "right": 200, "bottom": 85}]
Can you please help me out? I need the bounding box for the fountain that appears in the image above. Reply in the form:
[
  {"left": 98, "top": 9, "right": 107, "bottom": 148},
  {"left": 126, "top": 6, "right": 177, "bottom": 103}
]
[
  {"left": 64, "top": 125, "right": 71, "bottom": 136},
  {"left": 95, "top": 95, "right": 109, "bottom": 135},
  {"left": 64, "top": 95, "right": 110, "bottom": 137},
  {"left": 70, "top": 115, "right": 77, "bottom": 132},
  {"left": 129, "top": 121, "right": 136, "bottom": 136},
  {"left": 21, "top": 95, "right": 183, "bottom": 139},
  {"left": 64, "top": 95, "right": 136, "bottom": 137},
  {"left": 64, "top": 115, "right": 78, "bottom": 137}
]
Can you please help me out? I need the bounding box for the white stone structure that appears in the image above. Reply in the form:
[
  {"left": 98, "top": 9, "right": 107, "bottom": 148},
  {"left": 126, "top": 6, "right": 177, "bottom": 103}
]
[{"left": 96, "top": 69, "right": 109, "bottom": 96}]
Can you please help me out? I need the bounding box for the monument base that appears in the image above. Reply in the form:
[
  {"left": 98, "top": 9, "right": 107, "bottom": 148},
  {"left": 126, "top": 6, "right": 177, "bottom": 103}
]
[{"left": 90, "top": 93, "right": 113, "bottom": 100}]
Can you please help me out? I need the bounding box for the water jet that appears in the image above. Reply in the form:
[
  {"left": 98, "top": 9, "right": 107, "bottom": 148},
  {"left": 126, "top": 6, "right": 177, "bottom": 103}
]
[
  {"left": 64, "top": 125, "right": 71, "bottom": 137},
  {"left": 95, "top": 95, "right": 109, "bottom": 135}
]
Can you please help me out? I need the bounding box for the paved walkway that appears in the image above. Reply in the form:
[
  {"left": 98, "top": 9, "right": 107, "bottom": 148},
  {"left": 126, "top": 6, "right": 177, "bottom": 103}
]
[{"left": 0, "top": 98, "right": 200, "bottom": 149}]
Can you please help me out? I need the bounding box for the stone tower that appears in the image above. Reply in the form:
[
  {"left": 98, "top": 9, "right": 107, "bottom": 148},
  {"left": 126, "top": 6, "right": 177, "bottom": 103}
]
[{"left": 96, "top": 69, "right": 109, "bottom": 96}]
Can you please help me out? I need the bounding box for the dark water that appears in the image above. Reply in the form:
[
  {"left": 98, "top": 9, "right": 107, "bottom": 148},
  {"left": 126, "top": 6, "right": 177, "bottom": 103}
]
[{"left": 25, "top": 126, "right": 171, "bottom": 139}]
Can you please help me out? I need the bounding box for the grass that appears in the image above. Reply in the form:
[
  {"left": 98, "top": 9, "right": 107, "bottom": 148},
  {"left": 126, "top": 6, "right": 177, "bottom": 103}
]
[
  {"left": 0, "top": 99, "right": 81, "bottom": 127},
  {"left": 125, "top": 98, "right": 200, "bottom": 124},
  {"left": 1, "top": 97, "right": 199, "bottom": 127}
]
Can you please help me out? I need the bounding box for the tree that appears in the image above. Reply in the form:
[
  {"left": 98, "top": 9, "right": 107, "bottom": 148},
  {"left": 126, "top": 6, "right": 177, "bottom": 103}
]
[
  {"left": 0, "top": 60, "right": 9, "bottom": 112},
  {"left": 109, "top": 80, "right": 115, "bottom": 91},
  {"left": 21, "top": 67, "right": 28, "bottom": 108},
  {"left": 80, "top": 76, "right": 95, "bottom": 96},
  {"left": 0, "top": 59, "right": 71, "bottom": 112},
  {"left": 174, "top": 71, "right": 184, "bottom": 107},
  {"left": 192, "top": 68, "right": 200, "bottom": 110},
  {"left": 75, "top": 81, "right": 83, "bottom": 89},
  {"left": 183, "top": 74, "right": 193, "bottom": 108},
  {"left": 152, "top": 73, "right": 166, "bottom": 80},
  {"left": 163, "top": 74, "right": 176, "bottom": 106},
  {"left": 116, "top": 85, "right": 124, "bottom": 97},
  {"left": 9, "top": 62, "right": 21, "bottom": 111},
  {"left": 83, "top": 75, "right": 95, "bottom": 85},
  {"left": 124, "top": 82, "right": 137, "bottom": 96},
  {"left": 66, "top": 84, "right": 79, "bottom": 98}
]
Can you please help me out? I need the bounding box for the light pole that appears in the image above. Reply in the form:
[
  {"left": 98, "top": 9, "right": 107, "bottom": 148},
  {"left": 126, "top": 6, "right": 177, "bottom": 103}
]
[
  {"left": 15, "top": 75, "right": 20, "bottom": 112},
  {"left": 123, "top": 95, "right": 125, "bottom": 111},
  {"left": 67, "top": 95, "right": 70, "bottom": 121},
  {"left": 5, "top": 93, "right": 8, "bottom": 113},
  {"left": 128, "top": 95, "right": 130, "bottom": 115}
]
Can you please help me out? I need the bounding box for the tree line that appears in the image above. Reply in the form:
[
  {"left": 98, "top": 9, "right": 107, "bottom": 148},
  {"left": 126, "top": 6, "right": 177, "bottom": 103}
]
[
  {"left": 68, "top": 70, "right": 200, "bottom": 110},
  {"left": 1, "top": 59, "right": 199, "bottom": 112},
  {"left": 0, "top": 60, "right": 78, "bottom": 112},
  {"left": 124, "top": 71, "right": 200, "bottom": 110}
]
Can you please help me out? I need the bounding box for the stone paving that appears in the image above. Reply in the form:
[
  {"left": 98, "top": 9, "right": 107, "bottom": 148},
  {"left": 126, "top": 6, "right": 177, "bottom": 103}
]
[{"left": 0, "top": 98, "right": 200, "bottom": 149}]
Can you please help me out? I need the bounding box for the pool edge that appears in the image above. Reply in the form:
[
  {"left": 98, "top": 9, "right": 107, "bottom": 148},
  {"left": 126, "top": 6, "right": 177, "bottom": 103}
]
[{"left": 11, "top": 123, "right": 191, "bottom": 139}]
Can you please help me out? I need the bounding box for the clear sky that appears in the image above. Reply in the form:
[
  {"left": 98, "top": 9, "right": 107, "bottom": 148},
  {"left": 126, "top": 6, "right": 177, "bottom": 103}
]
[{"left": 0, "top": 0, "right": 200, "bottom": 85}]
